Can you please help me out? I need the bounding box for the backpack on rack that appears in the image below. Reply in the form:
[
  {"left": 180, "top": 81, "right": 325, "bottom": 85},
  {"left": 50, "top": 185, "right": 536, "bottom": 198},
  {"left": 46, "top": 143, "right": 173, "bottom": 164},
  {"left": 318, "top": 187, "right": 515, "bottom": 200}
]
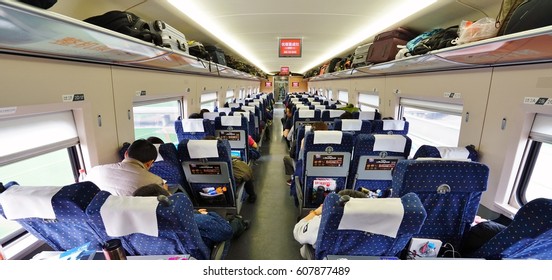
[
  {"left": 410, "top": 26, "right": 459, "bottom": 56},
  {"left": 84, "top": 11, "right": 162, "bottom": 46},
  {"left": 188, "top": 41, "right": 212, "bottom": 61},
  {"left": 499, "top": 0, "right": 552, "bottom": 36},
  {"left": 17, "top": 0, "right": 57, "bottom": 9}
]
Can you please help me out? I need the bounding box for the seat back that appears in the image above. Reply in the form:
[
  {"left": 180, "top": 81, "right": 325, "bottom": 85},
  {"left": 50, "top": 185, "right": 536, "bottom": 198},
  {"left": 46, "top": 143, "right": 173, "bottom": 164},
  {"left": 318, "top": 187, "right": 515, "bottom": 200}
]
[
  {"left": 315, "top": 192, "right": 426, "bottom": 259},
  {"left": 470, "top": 198, "right": 552, "bottom": 259},
  {"left": 203, "top": 112, "right": 225, "bottom": 126},
  {"left": 413, "top": 144, "right": 479, "bottom": 162},
  {"left": 321, "top": 109, "right": 344, "bottom": 123},
  {"left": 86, "top": 191, "right": 212, "bottom": 259},
  {"left": 353, "top": 110, "right": 381, "bottom": 121},
  {"left": 348, "top": 134, "right": 411, "bottom": 194},
  {"left": 149, "top": 143, "right": 194, "bottom": 202},
  {"left": 300, "top": 131, "right": 354, "bottom": 208},
  {"left": 175, "top": 118, "right": 215, "bottom": 141},
  {"left": 178, "top": 139, "right": 240, "bottom": 210},
  {"left": 372, "top": 120, "right": 409, "bottom": 135},
  {"left": 230, "top": 110, "right": 256, "bottom": 143},
  {"left": 293, "top": 109, "right": 321, "bottom": 132},
  {"left": 215, "top": 115, "right": 249, "bottom": 162},
  {"left": 0, "top": 182, "right": 103, "bottom": 251},
  {"left": 391, "top": 160, "right": 489, "bottom": 249}
]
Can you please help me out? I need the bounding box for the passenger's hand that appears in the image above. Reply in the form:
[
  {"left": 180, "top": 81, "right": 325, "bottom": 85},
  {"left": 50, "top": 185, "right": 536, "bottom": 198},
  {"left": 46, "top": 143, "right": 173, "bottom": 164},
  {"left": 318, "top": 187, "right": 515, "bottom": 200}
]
[{"left": 198, "top": 209, "right": 208, "bottom": 215}]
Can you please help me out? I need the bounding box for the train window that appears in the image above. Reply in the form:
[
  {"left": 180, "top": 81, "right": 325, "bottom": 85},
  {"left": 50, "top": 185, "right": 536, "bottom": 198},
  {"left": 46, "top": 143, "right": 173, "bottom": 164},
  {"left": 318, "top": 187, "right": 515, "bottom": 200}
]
[
  {"left": 516, "top": 114, "right": 552, "bottom": 203},
  {"left": 133, "top": 99, "right": 181, "bottom": 144},
  {"left": 0, "top": 111, "right": 79, "bottom": 245},
  {"left": 399, "top": 98, "right": 462, "bottom": 154},
  {"left": 200, "top": 91, "right": 218, "bottom": 112},
  {"left": 327, "top": 89, "right": 333, "bottom": 101},
  {"left": 358, "top": 92, "right": 379, "bottom": 110},
  {"left": 226, "top": 89, "right": 235, "bottom": 103},
  {"left": 338, "top": 90, "right": 349, "bottom": 104}
]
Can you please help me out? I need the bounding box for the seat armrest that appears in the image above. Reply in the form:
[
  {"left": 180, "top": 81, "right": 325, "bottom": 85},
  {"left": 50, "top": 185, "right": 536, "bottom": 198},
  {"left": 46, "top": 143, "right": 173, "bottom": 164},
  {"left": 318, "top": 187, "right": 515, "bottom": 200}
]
[{"left": 210, "top": 240, "right": 228, "bottom": 260}]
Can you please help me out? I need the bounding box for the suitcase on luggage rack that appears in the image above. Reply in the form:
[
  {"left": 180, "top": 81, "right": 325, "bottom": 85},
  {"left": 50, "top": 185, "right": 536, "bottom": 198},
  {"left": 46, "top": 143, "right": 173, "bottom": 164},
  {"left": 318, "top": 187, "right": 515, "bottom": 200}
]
[
  {"left": 151, "top": 20, "right": 188, "bottom": 54},
  {"left": 352, "top": 43, "right": 372, "bottom": 68},
  {"left": 205, "top": 45, "right": 227, "bottom": 66},
  {"left": 188, "top": 41, "right": 212, "bottom": 60},
  {"left": 367, "top": 28, "right": 417, "bottom": 64}
]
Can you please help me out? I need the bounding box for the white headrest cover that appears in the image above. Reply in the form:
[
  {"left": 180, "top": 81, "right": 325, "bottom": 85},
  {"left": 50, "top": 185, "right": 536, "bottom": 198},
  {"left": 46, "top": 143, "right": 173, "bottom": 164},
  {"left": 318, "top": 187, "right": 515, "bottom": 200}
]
[
  {"left": 153, "top": 144, "right": 164, "bottom": 162},
  {"left": 221, "top": 116, "right": 242, "bottom": 126},
  {"left": 100, "top": 196, "right": 159, "bottom": 237},
  {"left": 373, "top": 135, "right": 407, "bottom": 153},
  {"left": 313, "top": 131, "right": 343, "bottom": 144},
  {"left": 341, "top": 119, "right": 362, "bottom": 131},
  {"left": 382, "top": 120, "right": 405, "bottom": 131},
  {"left": 217, "top": 108, "right": 232, "bottom": 114},
  {"left": 358, "top": 111, "right": 376, "bottom": 120},
  {"left": 329, "top": 110, "right": 343, "bottom": 118},
  {"left": 0, "top": 185, "right": 60, "bottom": 220},
  {"left": 187, "top": 140, "right": 219, "bottom": 159},
  {"left": 203, "top": 112, "right": 220, "bottom": 121},
  {"left": 338, "top": 197, "right": 404, "bottom": 238},
  {"left": 182, "top": 119, "right": 204, "bottom": 132},
  {"left": 298, "top": 110, "right": 315, "bottom": 118},
  {"left": 437, "top": 147, "right": 471, "bottom": 160}
]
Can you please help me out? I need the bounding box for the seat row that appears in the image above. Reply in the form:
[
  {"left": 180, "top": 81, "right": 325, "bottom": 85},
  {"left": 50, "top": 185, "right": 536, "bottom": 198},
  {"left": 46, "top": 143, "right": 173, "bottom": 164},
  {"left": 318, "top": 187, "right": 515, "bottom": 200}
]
[{"left": 0, "top": 181, "right": 225, "bottom": 259}]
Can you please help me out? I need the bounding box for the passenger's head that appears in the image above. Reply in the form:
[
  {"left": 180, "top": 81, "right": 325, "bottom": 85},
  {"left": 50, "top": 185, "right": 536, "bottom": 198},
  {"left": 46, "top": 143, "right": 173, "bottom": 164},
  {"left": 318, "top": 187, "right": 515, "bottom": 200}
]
[
  {"left": 311, "top": 121, "right": 328, "bottom": 131},
  {"left": 337, "top": 189, "right": 368, "bottom": 198},
  {"left": 199, "top": 109, "right": 210, "bottom": 118},
  {"left": 189, "top": 113, "right": 202, "bottom": 119},
  {"left": 125, "top": 139, "right": 158, "bottom": 168},
  {"left": 285, "top": 105, "right": 293, "bottom": 118},
  {"left": 146, "top": 136, "right": 164, "bottom": 144},
  {"left": 339, "top": 111, "right": 354, "bottom": 119},
  {"left": 133, "top": 183, "right": 170, "bottom": 197}
]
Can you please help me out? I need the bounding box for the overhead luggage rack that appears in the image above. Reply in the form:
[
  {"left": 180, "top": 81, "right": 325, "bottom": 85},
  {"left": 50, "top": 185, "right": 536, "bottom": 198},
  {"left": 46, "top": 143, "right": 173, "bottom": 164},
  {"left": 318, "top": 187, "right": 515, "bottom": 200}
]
[
  {"left": 0, "top": 1, "right": 259, "bottom": 80},
  {"left": 310, "top": 25, "right": 552, "bottom": 81}
]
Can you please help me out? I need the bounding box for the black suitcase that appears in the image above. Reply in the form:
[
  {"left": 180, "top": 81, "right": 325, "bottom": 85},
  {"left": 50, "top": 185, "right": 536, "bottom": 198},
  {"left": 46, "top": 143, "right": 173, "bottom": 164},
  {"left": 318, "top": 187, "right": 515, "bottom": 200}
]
[
  {"left": 84, "top": 11, "right": 162, "bottom": 46},
  {"left": 205, "top": 45, "right": 226, "bottom": 66},
  {"left": 188, "top": 41, "right": 211, "bottom": 60},
  {"left": 502, "top": 0, "right": 552, "bottom": 35}
]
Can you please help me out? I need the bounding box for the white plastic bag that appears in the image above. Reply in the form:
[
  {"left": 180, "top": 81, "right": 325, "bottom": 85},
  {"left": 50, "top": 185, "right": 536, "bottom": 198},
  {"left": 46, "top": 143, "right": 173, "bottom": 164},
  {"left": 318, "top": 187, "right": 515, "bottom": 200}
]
[{"left": 456, "top": 17, "right": 499, "bottom": 45}]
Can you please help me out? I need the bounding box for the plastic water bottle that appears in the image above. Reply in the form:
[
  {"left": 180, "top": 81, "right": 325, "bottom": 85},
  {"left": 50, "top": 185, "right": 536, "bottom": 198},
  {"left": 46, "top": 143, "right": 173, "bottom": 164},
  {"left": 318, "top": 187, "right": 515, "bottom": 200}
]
[{"left": 78, "top": 168, "right": 87, "bottom": 182}]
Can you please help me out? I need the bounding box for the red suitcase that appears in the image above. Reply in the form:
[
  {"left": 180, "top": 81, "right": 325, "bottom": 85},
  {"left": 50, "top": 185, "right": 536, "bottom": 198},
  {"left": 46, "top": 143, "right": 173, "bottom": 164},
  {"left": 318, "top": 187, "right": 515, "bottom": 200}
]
[{"left": 367, "top": 28, "right": 417, "bottom": 63}]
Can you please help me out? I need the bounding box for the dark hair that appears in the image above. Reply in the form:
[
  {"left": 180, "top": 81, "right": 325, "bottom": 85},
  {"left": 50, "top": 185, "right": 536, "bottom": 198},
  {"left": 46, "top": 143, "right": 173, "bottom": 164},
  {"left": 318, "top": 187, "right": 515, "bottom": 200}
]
[
  {"left": 189, "top": 113, "right": 202, "bottom": 119},
  {"left": 337, "top": 189, "right": 368, "bottom": 198},
  {"left": 127, "top": 139, "right": 158, "bottom": 163},
  {"left": 146, "top": 136, "right": 164, "bottom": 144},
  {"left": 199, "top": 109, "right": 210, "bottom": 118},
  {"left": 133, "top": 184, "right": 170, "bottom": 197},
  {"left": 339, "top": 111, "right": 354, "bottom": 119}
]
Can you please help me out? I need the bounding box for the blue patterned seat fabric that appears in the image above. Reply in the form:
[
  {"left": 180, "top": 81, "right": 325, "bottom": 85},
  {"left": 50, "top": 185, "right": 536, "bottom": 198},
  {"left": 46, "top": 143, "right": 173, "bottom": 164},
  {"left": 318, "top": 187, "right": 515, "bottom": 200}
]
[
  {"left": 0, "top": 182, "right": 103, "bottom": 251},
  {"left": 175, "top": 118, "right": 215, "bottom": 141},
  {"left": 413, "top": 144, "right": 479, "bottom": 162},
  {"left": 178, "top": 139, "right": 238, "bottom": 208},
  {"left": 300, "top": 131, "right": 354, "bottom": 208},
  {"left": 391, "top": 160, "right": 489, "bottom": 249},
  {"left": 149, "top": 143, "right": 195, "bottom": 203},
  {"left": 348, "top": 134, "right": 411, "bottom": 194},
  {"left": 230, "top": 110, "right": 257, "bottom": 143},
  {"left": 315, "top": 192, "right": 426, "bottom": 259},
  {"left": 86, "top": 191, "right": 213, "bottom": 259},
  {"left": 469, "top": 198, "right": 552, "bottom": 259}
]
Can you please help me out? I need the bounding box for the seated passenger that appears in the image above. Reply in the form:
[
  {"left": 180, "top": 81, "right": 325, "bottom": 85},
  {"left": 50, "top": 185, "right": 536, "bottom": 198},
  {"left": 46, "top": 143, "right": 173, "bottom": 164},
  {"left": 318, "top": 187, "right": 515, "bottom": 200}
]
[
  {"left": 293, "top": 189, "right": 367, "bottom": 259},
  {"left": 84, "top": 139, "right": 167, "bottom": 196},
  {"left": 199, "top": 108, "right": 210, "bottom": 118},
  {"left": 133, "top": 184, "right": 248, "bottom": 248}
]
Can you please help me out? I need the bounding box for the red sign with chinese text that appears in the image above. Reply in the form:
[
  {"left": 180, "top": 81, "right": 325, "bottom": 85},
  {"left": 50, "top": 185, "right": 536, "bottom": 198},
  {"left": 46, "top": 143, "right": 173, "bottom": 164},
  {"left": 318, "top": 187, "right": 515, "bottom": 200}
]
[
  {"left": 280, "top": 66, "right": 289, "bottom": 75},
  {"left": 265, "top": 82, "right": 272, "bottom": 87},
  {"left": 279, "top": 38, "right": 302, "bottom": 57},
  {"left": 292, "top": 82, "right": 300, "bottom": 87}
]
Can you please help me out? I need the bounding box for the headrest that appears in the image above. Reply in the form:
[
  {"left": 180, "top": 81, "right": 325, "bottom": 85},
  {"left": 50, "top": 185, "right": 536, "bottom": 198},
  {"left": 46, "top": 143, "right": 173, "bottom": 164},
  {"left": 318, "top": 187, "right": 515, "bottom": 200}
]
[
  {"left": 338, "top": 197, "right": 404, "bottom": 238},
  {"left": 241, "top": 106, "right": 255, "bottom": 113},
  {"left": 437, "top": 147, "right": 471, "bottom": 160},
  {"left": 203, "top": 112, "right": 220, "bottom": 121},
  {"left": 187, "top": 140, "right": 219, "bottom": 159},
  {"left": 221, "top": 116, "right": 242, "bottom": 126},
  {"left": 298, "top": 110, "right": 315, "bottom": 118},
  {"left": 182, "top": 119, "right": 204, "bottom": 132},
  {"left": 382, "top": 120, "right": 405, "bottom": 131},
  {"left": 341, "top": 119, "right": 362, "bottom": 131},
  {"left": 358, "top": 111, "right": 376, "bottom": 120},
  {"left": 228, "top": 103, "right": 240, "bottom": 108},
  {"left": 335, "top": 104, "right": 347, "bottom": 109},
  {"left": 314, "top": 105, "right": 326, "bottom": 110},
  {"left": 100, "top": 195, "right": 159, "bottom": 237},
  {"left": 152, "top": 144, "right": 164, "bottom": 162},
  {"left": 217, "top": 108, "right": 232, "bottom": 114},
  {"left": 328, "top": 110, "right": 343, "bottom": 118},
  {"left": 0, "top": 185, "right": 60, "bottom": 219},
  {"left": 313, "top": 131, "right": 343, "bottom": 144},
  {"left": 373, "top": 135, "right": 407, "bottom": 153}
]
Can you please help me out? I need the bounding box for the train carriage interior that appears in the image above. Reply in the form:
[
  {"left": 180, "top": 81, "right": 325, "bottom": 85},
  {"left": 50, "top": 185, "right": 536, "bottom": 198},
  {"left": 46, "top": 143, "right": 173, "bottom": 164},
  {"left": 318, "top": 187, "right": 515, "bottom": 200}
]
[{"left": 1, "top": 0, "right": 552, "bottom": 266}]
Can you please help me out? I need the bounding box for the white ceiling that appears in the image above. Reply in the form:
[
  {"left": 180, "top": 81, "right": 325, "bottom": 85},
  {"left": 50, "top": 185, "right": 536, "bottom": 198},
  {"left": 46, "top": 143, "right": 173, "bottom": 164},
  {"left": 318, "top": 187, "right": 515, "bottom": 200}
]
[{"left": 50, "top": 0, "right": 501, "bottom": 75}]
